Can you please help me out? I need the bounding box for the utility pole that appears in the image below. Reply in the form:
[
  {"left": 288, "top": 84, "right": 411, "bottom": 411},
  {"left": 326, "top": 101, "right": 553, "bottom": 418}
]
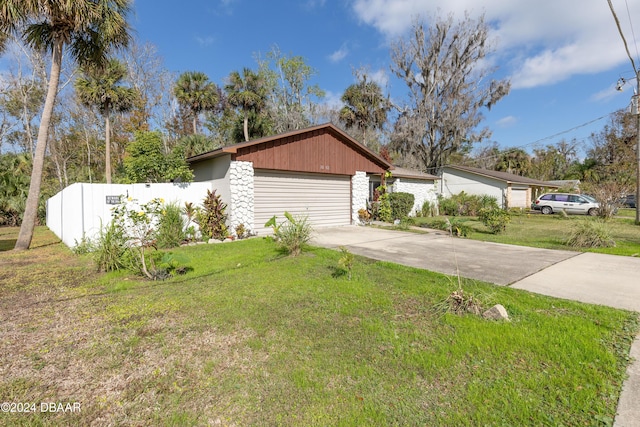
[
  {"left": 607, "top": 0, "right": 640, "bottom": 225},
  {"left": 635, "top": 72, "right": 640, "bottom": 225}
]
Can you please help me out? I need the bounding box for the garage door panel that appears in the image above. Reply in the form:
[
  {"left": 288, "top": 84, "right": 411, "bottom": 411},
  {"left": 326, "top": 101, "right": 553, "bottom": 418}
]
[
  {"left": 510, "top": 188, "right": 528, "bottom": 209},
  {"left": 254, "top": 170, "right": 351, "bottom": 234}
]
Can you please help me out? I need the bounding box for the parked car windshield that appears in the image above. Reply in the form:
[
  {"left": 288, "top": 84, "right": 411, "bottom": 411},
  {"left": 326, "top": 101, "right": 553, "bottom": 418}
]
[{"left": 582, "top": 195, "right": 597, "bottom": 202}]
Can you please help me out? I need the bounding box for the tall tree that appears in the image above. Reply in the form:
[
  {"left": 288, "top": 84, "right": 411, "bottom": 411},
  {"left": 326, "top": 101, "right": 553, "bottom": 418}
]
[
  {"left": 1, "top": 0, "right": 132, "bottom": 251},
  {"left": 494, "top": 148, "right": 531, "bottom": 176},
  {"left": 261, "top": 47, "right": 325, "bottom": 133},
  {"left": 339, "top": 73, "right": 389, "bottom": 147},
  {"left": 587, "top": 110, "right": 637, "bottom": 185},
  {"left": 389, "top": 13, "right": 510, "bottom": 172},
  {"left": 530, "top": 139, "right": 578, "bottom": 181},
  {"left": 173, "top": 71, "right": 219, "bottom": 135},
  {"left": 122, "top": 40, "right": 173, "bottom": 134},
  {"left": 123, "top": 131, "right": 192, "bottom": 183},
  {"left": 75, "top": 58, "right": 137, "bottom": 184},
  {"left": 225, "top": 68, "right": 269, "bottom": 142},
  {"left": 0, "top": 153, "right": 31, "bottom": 226}
]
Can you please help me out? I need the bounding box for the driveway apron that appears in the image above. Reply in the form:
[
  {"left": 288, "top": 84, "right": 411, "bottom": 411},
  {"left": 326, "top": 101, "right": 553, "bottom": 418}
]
[{"left": 312, "top": 226, "right": 576, "bottom": 286}]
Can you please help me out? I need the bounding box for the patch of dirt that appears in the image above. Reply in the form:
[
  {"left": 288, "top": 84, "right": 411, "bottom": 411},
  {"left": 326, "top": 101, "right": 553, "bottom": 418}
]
[{"left": 0, "top": 229, "right": 269, "bottom": 425}]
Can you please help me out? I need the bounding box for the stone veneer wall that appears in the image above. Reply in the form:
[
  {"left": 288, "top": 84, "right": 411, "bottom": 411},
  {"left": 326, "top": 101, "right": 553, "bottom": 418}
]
[
  {"left": 351, "top": 171, "right": 369, "bottom": 224},
  {"left": 228, "top": 161, "right": 255, "bottom": 235},
  {"left": 392, "top": 178, "right": 438, "bottom": 215}
]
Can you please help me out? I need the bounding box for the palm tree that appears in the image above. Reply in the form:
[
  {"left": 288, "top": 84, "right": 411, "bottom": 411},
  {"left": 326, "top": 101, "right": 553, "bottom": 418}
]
[
  {"left": 225, "top": 68, "right": 267, "bottom": 142},
  {"left": 339, "top": 76, "right": 389, "bottom": 146},
  {"left": 173, "top": 71, "right": 219, "bottom": 135},
  {"left": 0, "top": 0, "right": 132, "bottom": 251},
  {"left": 75, "top": 59, "right": 137, "bottom": 184}
]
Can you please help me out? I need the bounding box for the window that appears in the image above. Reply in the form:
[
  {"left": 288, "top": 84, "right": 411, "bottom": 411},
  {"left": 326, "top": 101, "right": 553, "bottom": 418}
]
[
  {"left": 555, "top": 194, "right": 569, "bottom": 202},
  {"left": 541, "top": 194, "right": 553, "bottom": 200}
]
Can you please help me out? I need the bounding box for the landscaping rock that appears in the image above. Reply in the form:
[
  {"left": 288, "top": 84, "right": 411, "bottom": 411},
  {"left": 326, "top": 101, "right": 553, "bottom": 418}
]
[
  {"left": 483, "top": 304, "right": 509, "bottom": 321},
  {"left": 208, "top": 239, "right": 222, "bottom": 244}
]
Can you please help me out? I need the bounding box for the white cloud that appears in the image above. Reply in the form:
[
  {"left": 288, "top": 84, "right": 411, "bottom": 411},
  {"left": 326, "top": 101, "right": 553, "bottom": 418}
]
[
  {"left": 322, "top": 90, "right": 343, "bottom": 109},
  {"left": 496, "top": 115, "right": 517, "bottom": 127},
  {"left": 195, "top": 36, "right": 215, "bottom": 47},
  {"left": 351, "top": 0, "right": 640, "bottom": 89},
  {"left": 328, "top": 44, "right": 349, "bottom": 63},
  {"left": 303, "top": 0, "right": 326, "bottom": 9}
]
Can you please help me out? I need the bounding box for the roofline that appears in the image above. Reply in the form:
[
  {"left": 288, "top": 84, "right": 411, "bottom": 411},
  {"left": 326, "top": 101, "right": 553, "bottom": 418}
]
[
  {"left": 390, "top": 171, "right": 440, "bottom": 180},
  {"left": 187, "top": 123, "right": 392, "bottom": 170},
  {"left": 443, "top": 165, "right": 559, "bottom": 187}
]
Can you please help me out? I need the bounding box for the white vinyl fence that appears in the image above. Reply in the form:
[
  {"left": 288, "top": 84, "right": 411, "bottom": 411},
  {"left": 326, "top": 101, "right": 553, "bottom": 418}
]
[{"left": 47, "top": 182, "right": 214, "bottom": 248}]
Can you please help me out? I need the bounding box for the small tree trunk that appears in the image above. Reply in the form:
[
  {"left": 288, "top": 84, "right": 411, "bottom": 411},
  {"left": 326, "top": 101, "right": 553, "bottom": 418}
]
[
  {"left": 243, "top": 114, "right": 249, "bottom": 142},
  {"left": 14, "top": 40, "right": 63, "bottom": 251},
  {"left": 105, "top": 107, "right": 112, "bottom": 184}
]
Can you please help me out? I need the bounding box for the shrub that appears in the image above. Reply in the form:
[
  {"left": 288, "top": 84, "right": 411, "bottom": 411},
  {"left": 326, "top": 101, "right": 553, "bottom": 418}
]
[
  {"left": 420, "top": 200, "right": 437, "bottom": 217},
  {"left": 235, "top": 223, "right": 247, "bottom": 239},
  {"left": 93, "top": 220, "right": 129, "bottom": 272},
  {"left": 197, "top": 189, "right": 228, "bottom": 240},
  {"left": 271, "top": 212, "right": 313, "bottom": 256},
  {"left": 566, "top": 220, "right": 616, "bottom": 248},
  {"left": 149, "top": 251, "right": 191, "bottom": 280},
  {"left": 448, "top": 218, "right": 472, "bottom": 237},
  {"left": 438, "top": 196, "right": 459, "bottom": 216},
  {"left": 376, "top": 192, "right": 392, "bottom": 222},
  {"left": 156, "top": 202, "right": 186, "bottom": 249},
  {"left": 424, "top": 217, "right": 471, "bottom": 237},
  {"left": 479, "top": 194, "right": 499, "bottom": 210},
  {"left": 478, "top": 208, "right": 511, "bottom": 234},
  {"left": 389, "top": 192, "right": 415, "bottom": 219},
  {"left": 358, "top": 208, "right": 371, "bottom": 225},
  {"left": 439, "top": 192, "right": 498, "bottom": 216},
  {"left": 337, "top": 246, "right": 355, "bottom": 280},
  {"left": 110, "top": 197, "right": 165, "bottom": 279}
]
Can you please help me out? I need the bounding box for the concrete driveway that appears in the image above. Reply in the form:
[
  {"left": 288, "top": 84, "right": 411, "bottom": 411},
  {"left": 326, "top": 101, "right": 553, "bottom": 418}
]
[
  {"left": 312, "top": 226, "right": 577, "bottom": 286},
  {"left": 311, "top": 225, "right": 640, "bottom": 427}
]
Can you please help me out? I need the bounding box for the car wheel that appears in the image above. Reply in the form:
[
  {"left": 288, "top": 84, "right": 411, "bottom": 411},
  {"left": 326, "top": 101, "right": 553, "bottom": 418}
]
[
  {"left": 588, "top": 208, "right": 598, "bottom": 216},
  {"left": 541, "top": 206, "right": 552, "bottom": 215}
]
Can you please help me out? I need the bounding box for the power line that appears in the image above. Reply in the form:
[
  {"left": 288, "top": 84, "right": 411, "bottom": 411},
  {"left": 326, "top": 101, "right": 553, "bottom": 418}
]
[
  {"left": 467, "top": 113, "right": 611, "bottom": 164},
  {"left": 607, "top": 0, "right": 638, "bottom": 74},
  {"left": 418, "top": 112, "right": 612, "bottom": 174},
  {"left": 623, "top": 0, "right": 640, "bottom": 67}
]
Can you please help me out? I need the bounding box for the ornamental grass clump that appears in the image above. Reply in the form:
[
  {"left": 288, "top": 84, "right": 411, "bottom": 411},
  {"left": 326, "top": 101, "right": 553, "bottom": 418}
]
[
  {"left": 434, "top": 289, "right": 483, "bottom": 315},
  {"left": 156, "top": 202, "right": 186, "bottom": 248},
  {"left": 266, "top": 212, "right": 313, "bottom": 256},
  {"left": 566, "top": 220, "right": 616, "bottom": 248}
]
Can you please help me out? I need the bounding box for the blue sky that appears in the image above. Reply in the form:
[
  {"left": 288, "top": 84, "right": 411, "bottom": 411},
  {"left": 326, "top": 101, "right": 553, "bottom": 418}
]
[{"left": 133, "top": 0, "right": 639, "bottom": 156}]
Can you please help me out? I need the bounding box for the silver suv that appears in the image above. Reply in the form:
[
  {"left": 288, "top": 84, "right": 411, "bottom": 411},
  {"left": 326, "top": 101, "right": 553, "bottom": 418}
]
[{"left": 533, "top": 193, "right": 599, "bottom": 216}]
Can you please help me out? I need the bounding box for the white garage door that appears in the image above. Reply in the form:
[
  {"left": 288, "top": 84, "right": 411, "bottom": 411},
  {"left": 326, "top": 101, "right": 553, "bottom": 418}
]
[
  {"left": 510, "top": 187, "right": 529, "bottom": 209},
  {"left": 253, "top": 170, "right": 351, "bottom": 235}
]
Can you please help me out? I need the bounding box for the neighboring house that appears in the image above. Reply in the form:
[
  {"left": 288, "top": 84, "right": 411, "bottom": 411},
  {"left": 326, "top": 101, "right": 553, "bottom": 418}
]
[
  {"left": 440, "top": 165, "right": 559, "bottom": 209},
  {"left": 369, "top": 167, "right": 439, "bottom": 216},
  {"left": 188, "top": 123, "right": 391, "bottom": 235}
]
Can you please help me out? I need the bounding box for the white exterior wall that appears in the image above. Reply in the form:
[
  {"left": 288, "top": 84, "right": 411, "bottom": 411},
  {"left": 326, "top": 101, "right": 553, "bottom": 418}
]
[
  {"left": 228, "top": 161, "right": 255, "bottom": 235},
  {"left": 191, "top": 155, "right": 232, "bottom": 205},
  {"left": 440, "top": 169, "right": 506, "bottom": 208},
  {"left": 391, "top": 178, "right": 438, "bottom": 216},
  {"left": 351, "top": 171, "right": 369, "bottom": 223},
  {"left": 46, "top": 182, "right": 214, "bottom": 248}
]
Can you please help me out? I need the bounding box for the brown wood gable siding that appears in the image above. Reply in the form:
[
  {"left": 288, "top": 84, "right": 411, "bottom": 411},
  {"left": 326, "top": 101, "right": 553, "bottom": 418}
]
[{"left": 233, "top": 129, "right": 386, "bottom": 175}]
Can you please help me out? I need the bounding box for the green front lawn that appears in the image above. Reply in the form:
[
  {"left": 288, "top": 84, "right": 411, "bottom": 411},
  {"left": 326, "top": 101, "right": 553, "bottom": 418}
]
[
  {"left": 1, "top": 227, "right": 638, "bottom": 426},
  {"left": 413, "top": 212, "right": 640, "bottom": 256}
]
